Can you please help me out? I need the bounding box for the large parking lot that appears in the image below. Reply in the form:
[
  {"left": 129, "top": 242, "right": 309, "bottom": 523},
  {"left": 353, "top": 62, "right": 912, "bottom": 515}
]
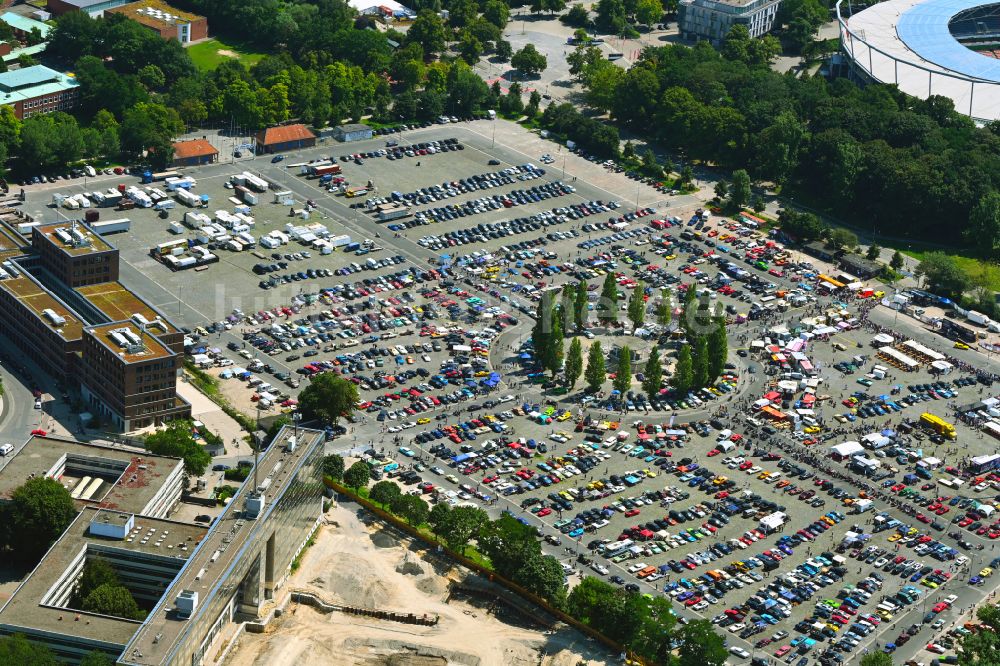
[{"left": 18, "top": 119, "right": 1000, "bottom": 666}]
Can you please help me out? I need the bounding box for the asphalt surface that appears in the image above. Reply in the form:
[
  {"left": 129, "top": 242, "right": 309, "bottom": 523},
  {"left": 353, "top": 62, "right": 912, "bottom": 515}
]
[{"left": 11, "top": 119, "right": 1000, "bottom": 666}]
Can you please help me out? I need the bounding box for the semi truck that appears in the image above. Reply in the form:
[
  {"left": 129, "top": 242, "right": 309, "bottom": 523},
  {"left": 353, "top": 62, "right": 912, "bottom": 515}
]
[{"left": 920, "top": 412, "right": 957, "bottom": 440}]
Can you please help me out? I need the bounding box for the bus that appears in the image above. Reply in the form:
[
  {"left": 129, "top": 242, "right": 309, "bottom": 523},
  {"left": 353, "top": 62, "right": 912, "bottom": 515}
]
[
  {"left": 817, "top": 274, "right": 846, "bottom": 289},
  {"left": 940, "top": 318, "right": 977, "bottom": 344}
]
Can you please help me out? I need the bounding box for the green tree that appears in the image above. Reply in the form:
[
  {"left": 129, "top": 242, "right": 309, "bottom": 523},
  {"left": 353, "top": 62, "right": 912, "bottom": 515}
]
[
  {"left": 965, "top": 191, "right": 1000, "bottom": 257},
  {"left": 613, "top": 345, "right": 632, "bottom": 394},
  {"left": 543, "top": 310, "right": 564, "bottom": 378},
  {"left": 562, "top": 282, "right": 577, "bottom": 331},
  {"left": 566, "top": 337, "right": 584, "bottom": 389},
  {"left": 672, "top": 344, "right": 693, "bottom": 396},
  {"left": 707, "top": 316, "right": 727, "bottom": 381},
  {"left": 657, "top": 288, "right": 672, "bottom": 326},
  {"left": 642, "top": 347, "right": 662, "bottom": 397},
  {"left": 511, "top": 44, "right": 548, "bottom": 76},
  {"left": 562, "top": 3, "right": 590, "bottom": 26},
  {"left": 677, "top": 619, "right": 728, "bottom": 666},
  {"left": 728, "top": 168, "right": 751, "bottom": 209},
  {"left": 634, "top": 0, "right": 662, "bottom": 24},
  {"left": 137, "top": 64, "right": 166, "bottom": 90},
  {"left": 0, "top": 634, "right": 59, "bottom": 666},
  {"left": 597, "top": 272, "right": 619, "bottom": 325},
  {"left": 778, "top": 209, "right": 826, "bottom": 241},
  {"left": 458, "top": 31, "right": 483, "bottom": 65},
  {"left": 428, "top": 502, "right": 451, "bottom": 535},
  {"left": 79, "top": 652, "right": 115, "bottom": 666},
  {"left": 483, "top": 0, "right": 510, "bottom": 28},
  {"left": 437, "top": 505, "right": 487, "bottom": 552},
  {"left": 585, "top": 340, "right": 606, "bottom": 392},
  {"left": 370, "top": 480, "right": 401, "bottom": 506},
  {"left": 19, "top": 113, "right": 84, "bottom": 170},
  {"left": 722, "top": 24, "right": 780, "bottom": 66},
  {"left": 297, "top": 373, "right": 359, "bottom": 424},
  {"left": 692, "top": 336, "right": 709, "bottom": 389},
  {"left": 495, "top": 39, "right": 513, "bottom": 62},
  {"left": 627, "top": 283, "right": 646, "bottom": 328},
  {"left": 595, "top": 0, "right": 627, "bottom": 33},
  {"left": 574, "top": 279, "right": 589, "bottom": 330},
  {"left": 827, "top": 227, "right": 858, "bottom": 251},
  {"left": 343, "top": 460, "right": 372, "bottom": 491},
  {"left": 390, "top": 493, "right": 429, "bottom": 526},
  {"left": 476, "top": 513, "right": 538, "bottom": 575},
  {"left": 407, "top": 10, "right": 447, "bottom": 57},
  {"left": 532, "top": 291, "right": 554, "bottom": 361},
  {"left": 890, "top": 250, "right": 905, "bottom": 270},
  {"left": 81, "top": 583, "right": 145, "bottom": 620},
  {"left": 320, "top": 454, "right": 345, "bottom": 482},
  {"left": 713, "top": 180, "right": 729, "bottom": 201},
  {"left": 866, "top": 243, "right": 881, "bottom": 261},
  {"left": 144, "top": 421, "right": 211, "bottom": 477},
  {"left": 859, "top": 654, "right": 894, "bottom": 666},
  {"left": 72, "top": 558, "right": 119, "bottom": 607}
]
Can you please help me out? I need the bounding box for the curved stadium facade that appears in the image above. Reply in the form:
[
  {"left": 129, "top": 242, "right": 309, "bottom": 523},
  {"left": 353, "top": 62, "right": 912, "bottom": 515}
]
[{"left": 838, "top": 0, "right": 1000, "bottom": 121}]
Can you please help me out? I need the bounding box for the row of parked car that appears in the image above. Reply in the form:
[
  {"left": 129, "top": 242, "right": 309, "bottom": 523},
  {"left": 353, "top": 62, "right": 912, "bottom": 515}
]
[
  {"left": 405, "top": 181, "right": 575, "bottom": 226},
  {"left": 410, "top": 200, "right": 609, "bottom": 248}
]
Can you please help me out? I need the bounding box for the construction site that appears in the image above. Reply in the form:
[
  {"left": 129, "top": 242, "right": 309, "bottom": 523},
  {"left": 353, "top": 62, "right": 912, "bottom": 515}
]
[{"left": 220, "top": 501, "right": 617, "bottom": 666}]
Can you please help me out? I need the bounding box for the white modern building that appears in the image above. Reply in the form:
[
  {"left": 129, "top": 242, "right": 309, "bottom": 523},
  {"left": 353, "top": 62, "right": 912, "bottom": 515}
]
[{"left": 678, "top": 0, "right": 782, "bottom": 45}]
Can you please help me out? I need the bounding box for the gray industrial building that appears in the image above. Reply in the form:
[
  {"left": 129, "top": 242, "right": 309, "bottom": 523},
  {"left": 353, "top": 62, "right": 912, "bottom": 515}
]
[
  {"left": 0, "top": 426, "right": 326, "bottom": 665},
  {"left": 678, "top": 0, "right": 782, "bottom": 45}
]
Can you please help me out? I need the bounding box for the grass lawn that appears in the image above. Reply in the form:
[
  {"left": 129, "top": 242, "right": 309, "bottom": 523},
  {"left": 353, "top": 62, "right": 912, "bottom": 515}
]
[
  {"left": 187, "top": 37, "right": 266, "bottom": 71},
  {"left": 898, "top": 248, "right": 1000, "bottom": 291}
]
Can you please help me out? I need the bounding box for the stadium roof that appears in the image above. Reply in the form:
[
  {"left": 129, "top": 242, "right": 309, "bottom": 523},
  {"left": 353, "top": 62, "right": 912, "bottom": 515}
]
[
  {"left": 897, "top": 0, "right": 1000, "bottom": 81},
  {"left": 841, "top": 0, "right": 1000, "bottom": 120}
]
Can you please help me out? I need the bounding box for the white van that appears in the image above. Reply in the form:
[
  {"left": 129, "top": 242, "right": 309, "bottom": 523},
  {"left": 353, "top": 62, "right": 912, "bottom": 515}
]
[{"left": 0, "top": 443, "right": 13, "bottom": 455}]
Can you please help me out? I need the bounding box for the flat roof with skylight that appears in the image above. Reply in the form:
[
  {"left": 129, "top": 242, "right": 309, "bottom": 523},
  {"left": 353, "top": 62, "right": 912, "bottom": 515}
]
[
  {"left": 77, "top": 282, "right": 177, "bottom": 334},
  {"left": 34, "top": 221, "right": 114, "bottom": 257},
  {"left": 0, "top": 435, "right": 184, "bottom": 513},
  {"left": 87, "top": 321, "right": 172, "bottom": 363},
  {"left": 0, "top": 275, "right": 83, "bottom": 341},
  {"left": 0, "top": 507, "right": 206, "bottom": 652}
]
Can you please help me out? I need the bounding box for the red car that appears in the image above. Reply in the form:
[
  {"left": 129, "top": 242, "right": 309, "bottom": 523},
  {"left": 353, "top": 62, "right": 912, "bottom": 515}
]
[
  {"left": 624, "top": 509, "right": 641, "bottom": 518},
  {"left": 537, "top": 507, "right": 552, "bottom": 517}
]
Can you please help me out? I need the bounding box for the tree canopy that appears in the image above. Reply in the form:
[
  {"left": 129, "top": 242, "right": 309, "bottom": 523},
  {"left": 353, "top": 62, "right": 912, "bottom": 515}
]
[
  {"left": 0, "top": 477, "right": 77, "bottom": 563},
  {"left": 144, "top": 420, "right": 212, "bottom": 476},
  {"left": 297, "top": 373, "right": 359, "bottom": 425}
]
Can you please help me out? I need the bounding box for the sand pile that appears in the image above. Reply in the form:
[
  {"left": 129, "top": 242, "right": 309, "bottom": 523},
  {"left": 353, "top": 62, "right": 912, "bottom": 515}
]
[
  {"left": 372, "top": 531, "right": 400, "bottom": 549},
  {"left": 396, "top": 560, "right": 424, "bottom": 576},
  {"left": 317, "top": 553, "right": 394, "bottom": 608}
]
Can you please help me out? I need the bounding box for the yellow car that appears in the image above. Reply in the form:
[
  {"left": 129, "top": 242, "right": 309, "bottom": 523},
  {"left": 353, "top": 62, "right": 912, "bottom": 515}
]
[
  {"left": 665, "top": 254, "right": 676, "bottom": 260},
  {"left": 804, "top": 425, "right": 821, "bottom": 434},
  {"left": 758, "top": 471, "right": 771, "bottom": 480},
  {"left": 557, "top": 411, "right": 572, "bottom": 421},
  {"left": 980, "top": 567, "right": 994, "bottom": 578},
  {"left": 887, "top": 533, "right": 902, "bottom": 542},
  {"left": 417, "top": 417, "right": 431, "bottom": 424},
  {"left": 955, "top": 342, "right": 971, "bottom": 350}
]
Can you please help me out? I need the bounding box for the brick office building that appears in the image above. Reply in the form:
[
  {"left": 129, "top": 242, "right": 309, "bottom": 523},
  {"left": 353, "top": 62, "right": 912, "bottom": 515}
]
[
  {"left": 0, "top": 220, "right": 189, "bottom": 431},
  {"left": 81, "top": 321, "right": 189, "bottom": 431},
  {"left": 106, "top": 0, "right": 207, "bottom": 43},
  {"left": 0, "top": 65, "right": 79, "bottom": 119},
  {"left": 32, "top": 221, "right": 119, "bottom": 287}
]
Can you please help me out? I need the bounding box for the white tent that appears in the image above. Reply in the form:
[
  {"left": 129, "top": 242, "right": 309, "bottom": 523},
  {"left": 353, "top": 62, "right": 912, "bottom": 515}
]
[{"left": 830, "top": 441, "right": 864, "bottom": 458}]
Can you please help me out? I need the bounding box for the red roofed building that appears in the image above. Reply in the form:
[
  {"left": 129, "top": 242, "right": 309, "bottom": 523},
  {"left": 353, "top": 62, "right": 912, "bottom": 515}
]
[
  {"left": 172, "top": 138, "right": 218, "bottom": 167},
  {"left": 255, "top": 123, "right": 316, "bottom": 154}
]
